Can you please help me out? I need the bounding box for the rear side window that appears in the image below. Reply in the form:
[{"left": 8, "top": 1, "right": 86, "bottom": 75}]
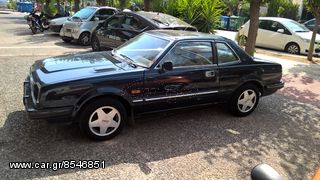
[
  {"left": 98, "top": 9, "right": 116, "bottom": 16},
  {"left": 216, "top": 43, "right": 239, "bottom": 64},
  {"left": 122, "top": 16, "right": 147, "bottom": 31},
  {"left": 106, "top": 15, "right": 123, "bottom": 28},
  {"left": 259, "top": 20, "right": 272, "bottom": 30}
]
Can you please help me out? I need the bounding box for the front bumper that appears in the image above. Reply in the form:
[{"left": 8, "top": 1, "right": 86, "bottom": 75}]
[
  {"left": 264, "top": 81, "right": 285, "bottom": 96},
  {"left": 23, "top": 78, "right": 74, "bottom": 124},
  {"left": 59, "top": 26, "right": 81, "bottom": 40},
  {"left": 49, "top": 24, "right": 62, "bottom": 33}
]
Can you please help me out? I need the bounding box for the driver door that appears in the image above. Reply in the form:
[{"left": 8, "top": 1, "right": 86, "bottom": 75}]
[{"left": 140, "top": 41, "right": 220, "bottom": 113}]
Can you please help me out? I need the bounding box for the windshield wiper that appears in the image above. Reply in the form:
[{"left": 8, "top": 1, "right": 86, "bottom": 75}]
[
  {"left": 119, "top": 54, "right": 149, "bottom": 68},
  {"left": 295, "top": 30, "right": 308, "bottom": 32},
  {"left": 119, "top": 54, "right": 137, "bottom": 68}
]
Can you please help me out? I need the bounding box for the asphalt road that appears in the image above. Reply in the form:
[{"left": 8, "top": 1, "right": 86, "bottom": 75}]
[{"left": 0, "top": 11, "right": 319, "bottom": 180}]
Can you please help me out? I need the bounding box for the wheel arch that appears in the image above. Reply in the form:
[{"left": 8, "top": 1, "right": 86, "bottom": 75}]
[
  {"left": 235, "top": 80, "right": 264, "bottom": 96},
  {"left": 72, "top": 90, "right": 132, "bottom": 122},
  {"left": 285, "top": 41, "right": 300, "bottom": 53},
  {"left": 78, "top": 30, "right": 91, "bottom": 39}
]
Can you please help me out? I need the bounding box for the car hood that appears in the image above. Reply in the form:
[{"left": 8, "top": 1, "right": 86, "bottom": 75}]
[
  {"left": 50, "top": 17, "right": 69, "bottom": 25},
  {"left": 30, "top": 52, "right": 140, "bottom": 85},
  {"left": 295, "top": 31, "right": 320, "bottom": 41}
]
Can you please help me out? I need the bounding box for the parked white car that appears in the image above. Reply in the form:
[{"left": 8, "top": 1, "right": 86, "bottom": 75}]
[
  {"left": 239, "top": 17, "right": 320, "bottom": 55},
  {"left": 60, "top": 6, "right": 118, "bottom": 45}
]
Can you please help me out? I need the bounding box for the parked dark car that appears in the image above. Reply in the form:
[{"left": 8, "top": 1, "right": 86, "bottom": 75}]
[
  {"left": 303, "top": 19, "right": 320, "bottom": 34},
  {"left": 91, "top": 11, "right": 197, "bottom": 51},
  {"left": 23, "top": 30, "right": 284, "bottom": 140}
]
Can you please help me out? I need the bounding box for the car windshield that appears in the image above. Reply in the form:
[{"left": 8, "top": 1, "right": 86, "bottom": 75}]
[
  {"left": 72, "top": 7, "right": 96, "bottom": 20},
  {"left": 282, "top": 20, "right": 310, "bottom": 32},
  {"left": 114, "top": 33, "right": 170, "bottom": 68}
]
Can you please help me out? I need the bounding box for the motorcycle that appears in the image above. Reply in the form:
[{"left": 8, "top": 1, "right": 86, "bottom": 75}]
[{"left": 24, "top": 10, "right": 44, "bottom": 34}]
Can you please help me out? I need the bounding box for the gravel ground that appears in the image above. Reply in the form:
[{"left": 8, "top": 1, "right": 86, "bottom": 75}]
[{"left": 0, "top": 11, "right": 319, "bottom": 180}]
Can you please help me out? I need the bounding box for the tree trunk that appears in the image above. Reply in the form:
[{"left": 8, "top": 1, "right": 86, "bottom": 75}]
[
  {"left": 119, "top": 0, "right": 126, "bottom": 9},
  {"left": 307, "top": 17, "right": 320, "bottom": 61},
  {"left": 245, "top": 0, "right": 262, "bottom": 56},
  {"left": 74, "top": 0, "right": 80, "bottom": 12},
  {"left": 144, "top": 0, "right": 151, "bottom": 11}
]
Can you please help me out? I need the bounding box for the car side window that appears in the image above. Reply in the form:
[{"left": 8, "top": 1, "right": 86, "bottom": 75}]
[
  {"left": 162, "top": 41, "right": 213, "bottom": 68},
  {"left": 105, "top": 15, "right": 123, "bottom": 28},
  {"left": 216, "top": 42, "right": 239, "bottom": 64},
  {"left": 306, "top": 20, "right": 315, "bottom": 27},
  {"left": 122, "top": 16, "right": 147, "bottom": 31}
]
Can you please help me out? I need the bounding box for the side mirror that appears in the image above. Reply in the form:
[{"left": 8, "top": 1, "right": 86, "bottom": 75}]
[
  {"left": 94, "top": 17, "right": 99, "bottom": 21},
  {"left": 251, "top": 164, "right": 283, "bottom": 180},
  {"left": 161, "top": 61, "right": 173, "bottom": 72},
  {"left": 277, "top": 29, "right": 284, "bottom": 33}
]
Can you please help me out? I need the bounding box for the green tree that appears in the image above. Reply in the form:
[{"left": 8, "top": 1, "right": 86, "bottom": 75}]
[
  {"left": 221, "top": 0, "right": 243, "bottom": 16},
  {"left": 305, "top": 0, "right": 320, "bottom": 61}
]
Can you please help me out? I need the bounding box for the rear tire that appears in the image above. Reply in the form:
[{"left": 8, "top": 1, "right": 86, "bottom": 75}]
[
  {"left": 41, "top": 18, "right": 50, "bottom": 30},
  {"left": 285, "top": 42, "right": 300, "bottom": 54},
  {"left": 229, "top": 84, "right": 259, "bottom": 117},
  {"left": 31, "top": 27, "right": 37, "bottom": 34},
  {"left": 79, "top": 98, "right": 127, "bottom": 140},
  {"left": 78, "top": 32, "right": 91, "bottom": 46}
]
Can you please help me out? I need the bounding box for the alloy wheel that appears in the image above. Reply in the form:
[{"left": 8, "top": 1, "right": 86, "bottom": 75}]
[
  {"left": 88, "top": 106, "right": 121, "bottom": 136},
  {"left": 287, "top": 44, "right": 299, "bottom": 54},
  {"left": 237, "top": 89, "right": 257, "bottom": 113}
]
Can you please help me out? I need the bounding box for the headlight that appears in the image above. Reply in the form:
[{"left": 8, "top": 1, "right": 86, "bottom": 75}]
[{"left": 300, "top": 37, "right": 311, "bottom": 43}]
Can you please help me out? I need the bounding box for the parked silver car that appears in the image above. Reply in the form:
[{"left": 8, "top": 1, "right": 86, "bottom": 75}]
[{"left": 60, "top": 6, "right": 118, "bottom": 45}]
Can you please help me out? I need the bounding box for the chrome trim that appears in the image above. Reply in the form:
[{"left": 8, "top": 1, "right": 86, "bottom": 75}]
[
  {"left": 145, "top": 90, "right": 219, "bottom": 102},
  {"left": 132, "top": 99, "right": 144, "bottom": 103},
  {"left": 132, "top": 90, "right": 219, "bottom": 103},
  {"left": 29, "top": 75, "right": 41, "bottom": 104}
]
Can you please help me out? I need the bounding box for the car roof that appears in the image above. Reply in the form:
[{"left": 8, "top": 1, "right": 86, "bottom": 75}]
[
  {"left": 259, "top": 17, "right": 296, "bottom": 22},
  {"left": 145, "top": 30, "right": 227, "bottom": 41},
  {"left": 85, "top": 6, "right": 118, "bottom": 10},
  {"left": 126, "top": 11, "right": 197, "bottom": 30}
]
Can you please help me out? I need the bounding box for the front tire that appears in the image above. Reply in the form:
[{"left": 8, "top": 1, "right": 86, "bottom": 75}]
[
  {"left": 78, "top": 32, "right": 91, "bottom": 46},
  {"left": 62, "top": 37, "right": 72, "bottom": 43},
  {"left": 91, "top": 35, "right": 101, "bottom": 51},
  {"left": 229, "top": 84, "right": 259, "bottom": 117},
  {"left": 79, "top": 98, "right": 127, "bottom": 140}
]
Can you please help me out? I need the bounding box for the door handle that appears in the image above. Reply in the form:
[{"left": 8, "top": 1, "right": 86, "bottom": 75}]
[{"left": 205, "top": 70, "right": 216, "bottom": 78}]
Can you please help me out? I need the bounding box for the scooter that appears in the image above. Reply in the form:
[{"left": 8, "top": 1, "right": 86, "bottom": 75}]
[{"left": 24, "top": 10, "right": 44, "bottom": 34}]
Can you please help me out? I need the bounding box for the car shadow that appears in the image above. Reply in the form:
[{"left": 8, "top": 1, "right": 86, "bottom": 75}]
[{"left": 0, "top": 94, "right": 319, "bottom": 179}]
